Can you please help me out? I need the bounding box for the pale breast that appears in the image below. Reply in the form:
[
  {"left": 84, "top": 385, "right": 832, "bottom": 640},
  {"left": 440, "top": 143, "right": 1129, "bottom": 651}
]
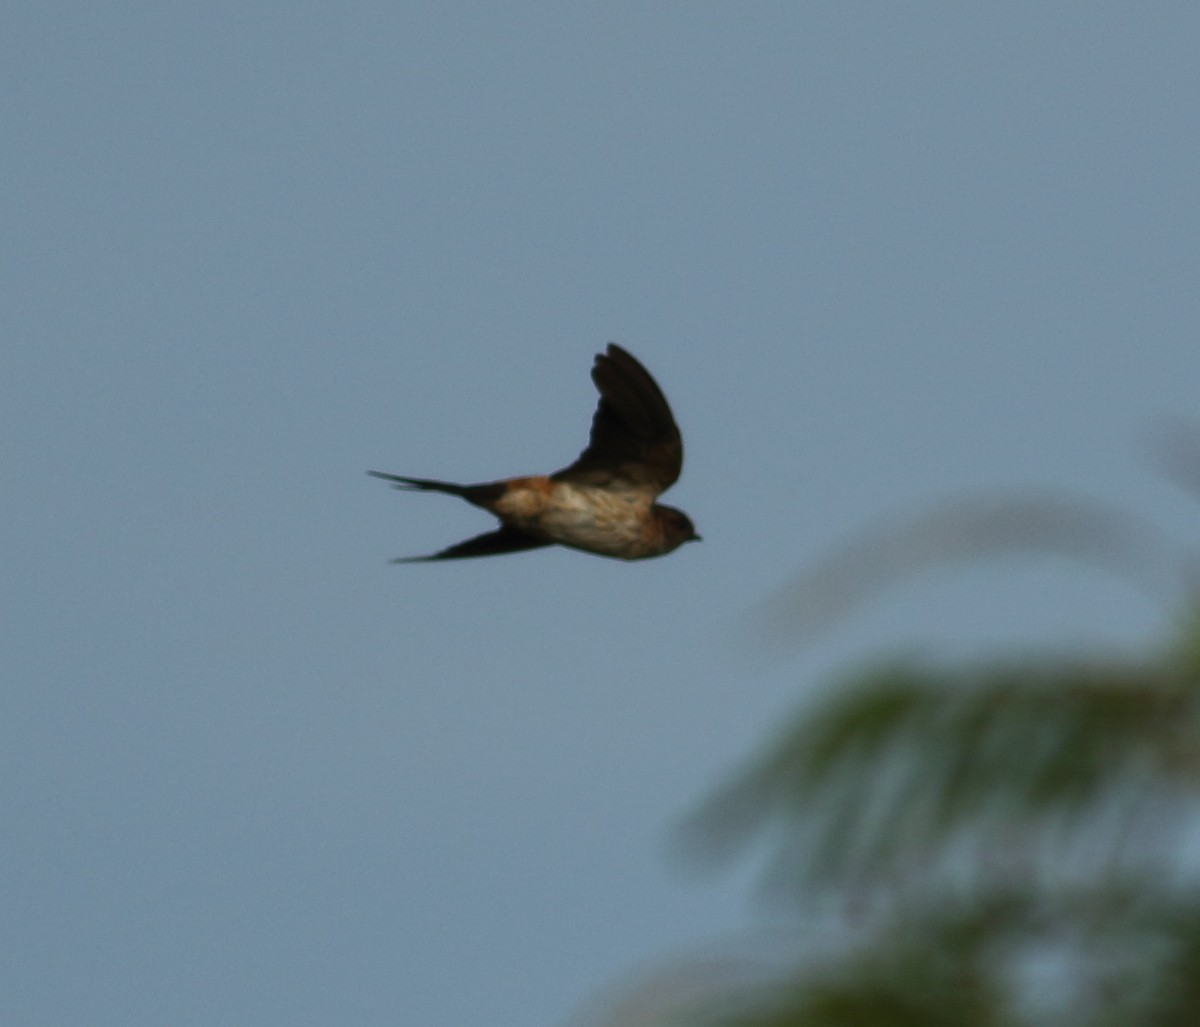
[{"left": 497, "top": 481, "right": 658, "bottom": 559}]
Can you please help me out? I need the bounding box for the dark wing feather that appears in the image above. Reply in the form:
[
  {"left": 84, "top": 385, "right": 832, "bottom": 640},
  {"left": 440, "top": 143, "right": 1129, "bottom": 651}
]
[
  {"left": 393, "top": 527, "right": 550, "bottom": 563},
  {"left": 553, "top": 344, "right": 683, "bottom": 493}
]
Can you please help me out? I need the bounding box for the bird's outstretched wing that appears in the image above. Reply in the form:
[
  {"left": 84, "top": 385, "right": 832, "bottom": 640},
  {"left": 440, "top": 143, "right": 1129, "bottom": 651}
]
[
  {"left": 553, "top": 344, "right": 683, "bottom": 494},
  {"left": 393, "top": 527, "right": 550, "bottom": 563}
]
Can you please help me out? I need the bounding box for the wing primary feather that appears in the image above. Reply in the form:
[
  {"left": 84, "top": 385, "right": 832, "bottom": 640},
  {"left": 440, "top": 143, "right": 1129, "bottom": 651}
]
[
  {"left": 553, "top": 344, "right": 684, "bottom": 491},
  {"left": 597, "top": 344, "right": 678, "bottom": 440}
]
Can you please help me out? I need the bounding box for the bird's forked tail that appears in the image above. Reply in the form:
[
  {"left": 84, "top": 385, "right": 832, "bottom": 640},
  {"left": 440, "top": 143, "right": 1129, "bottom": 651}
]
[{"left": 367, "top": 471, "right": 504, "bottom": 506}]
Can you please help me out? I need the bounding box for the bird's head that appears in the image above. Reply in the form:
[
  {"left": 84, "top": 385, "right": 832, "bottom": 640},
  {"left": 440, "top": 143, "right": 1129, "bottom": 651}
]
[{"left": 658, "top": 505, "right": 702, "bottom": 550}]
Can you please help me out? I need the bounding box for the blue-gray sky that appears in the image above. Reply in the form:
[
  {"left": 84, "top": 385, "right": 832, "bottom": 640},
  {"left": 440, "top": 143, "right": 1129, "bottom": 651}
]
[{"left": 6, "top": 5, "right": 1199, "bottom": 1025}]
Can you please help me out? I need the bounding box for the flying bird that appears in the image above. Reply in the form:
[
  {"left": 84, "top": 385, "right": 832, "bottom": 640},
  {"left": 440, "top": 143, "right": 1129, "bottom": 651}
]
[{"left": 370, "top": 344, "right": 699, "bottom": 562}]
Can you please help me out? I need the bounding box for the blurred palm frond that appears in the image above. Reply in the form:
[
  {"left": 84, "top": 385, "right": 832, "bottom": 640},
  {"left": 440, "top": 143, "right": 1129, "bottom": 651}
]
[
  {"left": 602, "top": 443, "right": 1200, "bottom": 1027},
  {"left": 691, "top": 889, "right": 1200, "bottom": 1027},
  {"left": 684, "top": 651, "right": 1200, "bottom": 902}
]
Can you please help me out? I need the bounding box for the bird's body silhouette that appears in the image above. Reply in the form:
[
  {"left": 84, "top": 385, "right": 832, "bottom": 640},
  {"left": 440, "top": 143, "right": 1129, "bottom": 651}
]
[{"left": 370, "top": 344, "right": 699, "bottom": 562}]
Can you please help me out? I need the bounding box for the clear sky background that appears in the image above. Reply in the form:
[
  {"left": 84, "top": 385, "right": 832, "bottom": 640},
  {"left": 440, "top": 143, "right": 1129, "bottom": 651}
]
[{"left": 6, "top": 5, "right": 1199, "bottom": 1026}]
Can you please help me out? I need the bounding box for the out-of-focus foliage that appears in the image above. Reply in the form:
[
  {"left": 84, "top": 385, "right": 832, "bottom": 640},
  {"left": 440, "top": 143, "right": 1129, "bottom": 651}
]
[
  {"left": 697, "top": 886, "right": 1200, "bottom": 1027},
  {"left": 686, "top": 651, "right": 1200, "bottom": 904},
  {"left": 671, "top": 616, "right": 1200, "bottom": 1026},
  {"left": 578, "top": 468, "right": 1200, "bottom": 1027}
]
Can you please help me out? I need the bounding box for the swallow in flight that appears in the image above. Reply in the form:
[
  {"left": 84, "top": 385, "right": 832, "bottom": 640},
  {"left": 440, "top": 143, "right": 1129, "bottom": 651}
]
[{"left": 370, "top": 344, "right": 699, "bottom": 562}]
